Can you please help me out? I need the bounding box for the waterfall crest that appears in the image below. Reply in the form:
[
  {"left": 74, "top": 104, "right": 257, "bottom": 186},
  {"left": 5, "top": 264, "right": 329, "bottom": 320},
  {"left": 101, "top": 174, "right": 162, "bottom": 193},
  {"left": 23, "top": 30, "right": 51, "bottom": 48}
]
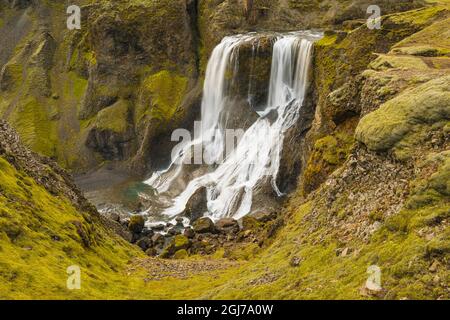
[{"left": 145, "top": 31, "right": 322, "bottom": 221}]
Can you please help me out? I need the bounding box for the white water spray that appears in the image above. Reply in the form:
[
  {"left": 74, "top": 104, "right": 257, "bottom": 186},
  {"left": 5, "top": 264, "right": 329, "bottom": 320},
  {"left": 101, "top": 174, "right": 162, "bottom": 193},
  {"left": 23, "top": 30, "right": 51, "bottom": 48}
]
[{"left": 145, "top": 31, "right": 321, "bottom": 221}]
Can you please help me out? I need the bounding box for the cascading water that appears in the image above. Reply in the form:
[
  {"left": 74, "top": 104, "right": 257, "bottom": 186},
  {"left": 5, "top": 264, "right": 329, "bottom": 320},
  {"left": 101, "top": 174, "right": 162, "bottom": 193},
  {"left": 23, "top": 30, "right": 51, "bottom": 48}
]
[{"left": 145, "top": 31, "right": 322, "bottom": 221}]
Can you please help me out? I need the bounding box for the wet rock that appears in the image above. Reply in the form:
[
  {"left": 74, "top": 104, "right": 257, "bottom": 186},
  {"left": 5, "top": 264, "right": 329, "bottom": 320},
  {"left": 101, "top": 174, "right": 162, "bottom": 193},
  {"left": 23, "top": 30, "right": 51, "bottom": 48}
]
[
  {"left": 151, "top": 233, "right": 165, "bottom": 247},
  {"left": 151, "top": 224, "right": 165, "bottom": 231},
  {"left": 136, "top": 237, "right": 152, "bottom": 251},
  {"left": 121, "top": 218, "right": 130, "bottom": 228},
  {"left": 183, "top": 227, "right": 195, "bottom": 239},
  {"left": 215, "top": 218, "right": 240, "bottom": 234},
  {"left": 141, "top": 228, "right": 154, "bottom": 238},
  {"left": 85, "top": 123, "right": 135, "bottom": 161},
  {"left": 192, "top": 217, "right": 215, "bottom": 234},
  {"left": 175, "top": 217, "right": 184, "bottom": 224},
  {"left": 128, "top": 215, "right": 145, "bottom": 234},
  {"left": 165, "top": 223, "right": 174, "bottom": 230},
  {"left": 167, "top": 227, "right": 181, "bottom": 236},
  {"left": 182, "top": 187, "right": 208, "bottom": 222}
]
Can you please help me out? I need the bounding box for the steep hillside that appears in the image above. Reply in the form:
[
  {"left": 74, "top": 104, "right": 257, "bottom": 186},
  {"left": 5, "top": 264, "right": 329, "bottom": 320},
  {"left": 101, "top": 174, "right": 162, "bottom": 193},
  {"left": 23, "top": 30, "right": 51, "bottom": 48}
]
[{"left": 0, "top": 0, "right": 448, "bottom": 300}]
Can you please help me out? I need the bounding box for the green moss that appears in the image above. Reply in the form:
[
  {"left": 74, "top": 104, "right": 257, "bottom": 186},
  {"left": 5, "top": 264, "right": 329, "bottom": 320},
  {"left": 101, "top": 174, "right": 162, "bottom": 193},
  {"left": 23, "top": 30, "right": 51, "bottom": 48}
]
[
  {"left": 128, "top": 215, "right": 145, "bottom": 234},
  {"left": 140, "top": 70, "right": 188, "bottom": 123},
  {"left": 161, "top": 235, "right": 191, "bottom": 258},
  {"left": 225, "top": 243, "right": 260, "bottom": 261},
  {"left": 316, "top": 34, "right": 337, "bottom": 47},
  {"left": 84, "top": 51, "right": 97, "bottom": 66},
  {"left": 369, "top": 54, "right": 430, "bottom": 71},
  {"left": 0, "top": 156, "right": 144, "bottom": 299},
  {"left": 94, "top": 99, "right": 129, "bottom": 133},
  {"left": 393, "top": 17, "right": 450, "bottom": 55},
  {"left": 8, "top": 96, "right": 57, "bottom": 157},
  {"left": 355, "top": 76, "right": 450, "bottom": 158},
  {"left": 173, "top": 249, "right": 189, "bottom": 260},
  {"left": 67, "top": 72, "right": 88, "bottom": 100},
  {"left": 302, "top": 131, "right": 354, "bottom": 195},
  {"left": 388, "top": 6, "right": 444, "bottom": 27}
]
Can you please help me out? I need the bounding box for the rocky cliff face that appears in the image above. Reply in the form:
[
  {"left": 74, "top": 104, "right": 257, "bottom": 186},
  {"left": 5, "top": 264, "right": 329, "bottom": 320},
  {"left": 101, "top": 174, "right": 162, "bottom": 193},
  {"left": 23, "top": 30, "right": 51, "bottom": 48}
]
[
  {"left": 0, "top": 0, "right": 426, "bottom": 175},
  {"left": 0, "top": 0, "right": 448, "bottom": 299}
]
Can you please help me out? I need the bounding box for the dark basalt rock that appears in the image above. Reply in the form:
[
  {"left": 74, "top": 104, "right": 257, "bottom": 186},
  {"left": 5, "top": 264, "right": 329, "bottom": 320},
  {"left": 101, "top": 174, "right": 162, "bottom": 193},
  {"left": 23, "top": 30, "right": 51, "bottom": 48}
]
[
  {"left": 85, "top": 127, "right": 135, "bottom": 161},
  {"left": 136, "top": 237, "right": 153, "bottom": 251},
  {"left": 183, "top": 227, "right": 195, "bottom": 239},
  {"left": 151, "top": 233, "right": 165, "bottom": 247},
  {"left": 182, "top": 187, "right": 208, "bottom": 222},
  {"left": 128, "top": 215, "right": 145, "bottom": 234}
]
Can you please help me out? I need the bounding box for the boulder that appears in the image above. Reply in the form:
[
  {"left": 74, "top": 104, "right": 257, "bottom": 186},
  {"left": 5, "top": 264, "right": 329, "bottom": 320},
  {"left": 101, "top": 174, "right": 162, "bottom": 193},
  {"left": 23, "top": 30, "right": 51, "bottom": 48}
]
[
  {"left": 151, "top": 233, "right": 165, "bottom": 247},
  {"left": 141, "top": 228, "right": 154, "bottom": 238},
  {"left": 183, "top": 227, "right": 195, "bottom": 239},
  {"left": 136, "top": 237, "right": 152, "bottom": 251},
  {"left": 167, "top": 227, "right": 181, "bottom": 236},
  {"left": 215, "top": 218, "right": 240, "bottom": 234},
  {"left": 128, "top": 215, "right": 145, "bottom": 234},
  {"left": 173, "top": 249, "right": 188, "bottom": 259},
  {"left": 192, "top": 217, "right": 215, "bottom": 234},
  {"left": 109, "top": 212, "right": 120, "bottom": 222},
  {"left": 151, "top": 224, "right": 165, "bottom": 231},
  {"left": 161, "top": 235, "right": 191, "bottom": 258},
  {"left": 182, "top": 187, "right": 208, "bottom": 222}
]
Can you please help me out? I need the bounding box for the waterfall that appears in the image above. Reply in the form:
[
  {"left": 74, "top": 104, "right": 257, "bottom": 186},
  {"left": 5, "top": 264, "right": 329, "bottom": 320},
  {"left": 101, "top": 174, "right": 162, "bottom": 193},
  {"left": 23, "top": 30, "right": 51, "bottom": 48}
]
[{"left": 145, "top": 31, "right": 322, "bottom": 221}]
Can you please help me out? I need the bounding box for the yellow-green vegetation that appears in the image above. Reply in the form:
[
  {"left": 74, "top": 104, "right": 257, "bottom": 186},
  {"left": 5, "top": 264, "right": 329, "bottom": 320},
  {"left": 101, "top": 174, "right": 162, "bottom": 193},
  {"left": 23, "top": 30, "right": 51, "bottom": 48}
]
[
  {"left": 369, "top": 54, "right": 430, "bottom": 71},
  {"left": 139, "top": 70, "right": 188, "bottom": 123},
  {"left": 1, "top": 147, "right": 448, "bottom": 299},
  {"left": 0, "top": 156, "right": 143, "bottom": 299},
  {"left": 393, "top": 18, "right": 450, "bottom": 55},
  {"left": 0, "top": 156, "right": 241, "bottom": 299},
  {"left": 302, "top": 131, "right": 354, "bottom": 195},
  {"left": 94, "top": 99, "right": 129, "bottom": 134},
  {"left": 407, "top": 151, "right": 450, "bottom": 209},
  {"left": 314, "top": 5, "right": 444, "bottom": 102},
  {"left": 8, "top": 97, "right": 58, "bottom": 157},
  {"left": 207, "top": 181, "right": 448, "bottom": 299},
  {"left": 0, "top": 61, "right": 23, "bottom": 91},
  {"left": 355, "top": 76, "right": 450, "bottom": 159},
  {"left": 65, "top": 72, "right": 88, "bottom": 100}
]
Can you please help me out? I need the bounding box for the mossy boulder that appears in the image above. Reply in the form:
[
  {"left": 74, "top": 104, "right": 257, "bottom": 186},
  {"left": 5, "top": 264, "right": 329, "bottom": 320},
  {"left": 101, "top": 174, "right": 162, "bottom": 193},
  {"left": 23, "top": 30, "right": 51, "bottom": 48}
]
[
  {"left": 161, "top": 235, "right": 191, "bottom": 258},
  {"left": 173, "top": 249, "right": 189, "bottom": 259},
  {"left": 192, "top": 217, "right": 215, "bottom": 234},
  {"left": 355, "top": 76, "right": 450, "bottom": 158},
  {"left": 128, "top": 215, "right": 145, "bottom": 234}
]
